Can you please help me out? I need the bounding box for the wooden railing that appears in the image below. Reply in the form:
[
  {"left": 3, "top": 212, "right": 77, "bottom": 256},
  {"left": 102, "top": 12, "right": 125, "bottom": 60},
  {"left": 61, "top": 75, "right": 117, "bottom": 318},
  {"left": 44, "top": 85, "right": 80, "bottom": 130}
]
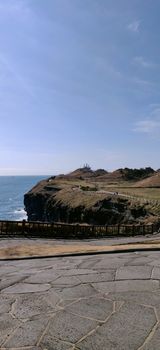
[{"left": 0, "top": 220, "right": 159, "bottom": 238}]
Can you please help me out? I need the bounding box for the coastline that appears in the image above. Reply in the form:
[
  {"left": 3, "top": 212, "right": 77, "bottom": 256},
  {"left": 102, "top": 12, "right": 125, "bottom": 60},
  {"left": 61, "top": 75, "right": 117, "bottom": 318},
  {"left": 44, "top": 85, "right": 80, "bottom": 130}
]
[{"left": 0, "top": 175, "right": 47, "bottom": 221}]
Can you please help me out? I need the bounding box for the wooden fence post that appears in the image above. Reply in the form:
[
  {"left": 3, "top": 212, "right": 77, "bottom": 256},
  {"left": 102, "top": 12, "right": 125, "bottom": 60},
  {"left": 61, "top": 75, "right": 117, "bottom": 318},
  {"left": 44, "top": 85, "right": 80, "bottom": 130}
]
[
  {"left": 22, "top": 220, "right": 26, "bottom": 235},
  {"left": 143, "top": 225, "right": 145, "bottom": 235}
]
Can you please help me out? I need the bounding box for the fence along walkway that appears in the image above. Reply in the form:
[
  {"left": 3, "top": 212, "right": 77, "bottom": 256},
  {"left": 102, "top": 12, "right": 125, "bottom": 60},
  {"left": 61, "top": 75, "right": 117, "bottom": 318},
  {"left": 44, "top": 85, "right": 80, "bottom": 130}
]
[{"left": 0, "top": 220, "right": 159, "bottom": 239}]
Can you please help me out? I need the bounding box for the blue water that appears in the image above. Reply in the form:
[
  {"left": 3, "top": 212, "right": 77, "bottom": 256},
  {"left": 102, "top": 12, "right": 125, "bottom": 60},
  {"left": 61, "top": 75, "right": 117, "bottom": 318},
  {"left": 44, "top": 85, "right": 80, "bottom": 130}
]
[{"left": 0, "top": 176, "right": 47, "bottom": 221}]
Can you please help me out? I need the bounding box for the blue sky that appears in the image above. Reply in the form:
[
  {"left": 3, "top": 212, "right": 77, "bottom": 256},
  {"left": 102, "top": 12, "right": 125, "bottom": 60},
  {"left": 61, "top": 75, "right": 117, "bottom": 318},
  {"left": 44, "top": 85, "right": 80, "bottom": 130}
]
[{"left": 0, "top": 0, "right": 160, "bottom": 175}]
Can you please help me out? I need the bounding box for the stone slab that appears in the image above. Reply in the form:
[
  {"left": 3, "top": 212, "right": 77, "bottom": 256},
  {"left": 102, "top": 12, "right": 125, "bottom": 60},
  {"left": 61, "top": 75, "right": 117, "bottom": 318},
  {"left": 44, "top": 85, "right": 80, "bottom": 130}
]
[
  {"left": 116, "top": 266, "right": 152, "bottom": 280},
  {"left": 142, "top": 325, "right": 160, "bottom": 350},
  {"left": 40, "top": 335, "right": 74, "bottom": 350},
  {"left": 42, "top": 310, "right": 97, "bottom": 344},
  {"left": 54, "top": 284, "right": 97, "bottom": 299},
  {"left": 53, "top": 268, "right": 98, "bottom": 276},
  {"left": 2, "top": 282, "right": 51, "bottom": 294},
  {"left": 52, "top": 276, "right": 80, "bottom": 287},
  {"left": 4, "top": 315, "right": 50, "bottom": 347},
  {"left": 0, "top": 276, "right": 26, "bottom": 291},
  {"left": 78, "top": 271, "right": 115, "bottom": 283},
  {"left": 92, "top": 257, "right": 132, "bottom": 270},
  {"left": 67, "top": 297, "right": 113, "bottom": 321},
  {"left": 0, "top": 294, "right": 15, "bottom": 314},
  {"left": 128, "top": 256, "right": 153, "bottom": 266},
  {"left": 24, "top": 271, "right": 60, "bottom": 284},
  {"left": 151, "top": 267, "right": 160, "bottom": 280},
  {"left": 92, "top": 280, "right": 159, "bottom": 293},
  {"left": 77, "top": 302, "right": 156, "bottom": 350},
  {"left": 107, "top": 290, "right": 160, "bottom": 305},
  {"left": 0, "top": 313, "right": 20, "bottom": 346},
  {"left": 12, "top": 291, "right": 60, "bottom": 319}
]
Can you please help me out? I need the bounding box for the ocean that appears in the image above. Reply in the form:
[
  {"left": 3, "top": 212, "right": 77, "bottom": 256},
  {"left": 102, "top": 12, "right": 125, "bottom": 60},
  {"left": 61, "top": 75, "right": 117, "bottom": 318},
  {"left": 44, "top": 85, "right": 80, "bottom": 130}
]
[{"left": 0, "top": 176, "right": 47, "bottom": 221}]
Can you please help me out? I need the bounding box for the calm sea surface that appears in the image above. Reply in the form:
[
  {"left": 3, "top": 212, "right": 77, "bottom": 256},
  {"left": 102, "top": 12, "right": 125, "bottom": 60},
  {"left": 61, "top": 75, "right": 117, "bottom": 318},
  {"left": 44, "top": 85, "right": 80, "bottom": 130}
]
[{"left": 0, "top": 176, "right": 47, "bottom": 221}]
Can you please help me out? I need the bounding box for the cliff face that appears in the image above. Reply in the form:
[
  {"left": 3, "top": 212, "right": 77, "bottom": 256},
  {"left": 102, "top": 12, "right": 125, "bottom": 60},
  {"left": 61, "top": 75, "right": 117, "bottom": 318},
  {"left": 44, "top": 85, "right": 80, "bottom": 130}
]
[
  {"left": 44, "top": 198, "right": 148, "bottom": 225},
  {"left": 24, "top": 189, "right": 147, "bottom": 224},
  {"left": 24, "top": 179, "right": 60, "bottom": 221},
  {"left": 24, "top": 169, "right": 159, "bottom": 225}
]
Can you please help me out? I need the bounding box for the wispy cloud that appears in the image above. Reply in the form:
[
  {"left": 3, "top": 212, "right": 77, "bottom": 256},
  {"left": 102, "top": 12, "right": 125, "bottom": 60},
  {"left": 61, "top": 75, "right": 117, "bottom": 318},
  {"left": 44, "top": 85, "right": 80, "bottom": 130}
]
[
  {"left": 151, "top": 107, "right": 160, "bottom": 117},
  {"left": 0, "top": 0, "right": 31, "bottom": 20},
  {"left": 95, "top": 57, "right": 123, "bottom": 80},
  {"left": 133, "top": 106, "right": 160, "bottom": 133},
  {"left": 133, "top": 120, "right": 160, "bottom": 133},
  {"left": 132, "top": 77, "right": 153, "bottom": 87},
  {"left": 149, "top": 103, "right": 160, "bottom": 109},
  {"left": 133, "top": 56, "right": 155, "bottom": 68},
  {"left": 131, "top": 77, "right": 156, "bottom": 94},
  {"left": 128, "top": 20, "right": 141, "bottom": 33}
]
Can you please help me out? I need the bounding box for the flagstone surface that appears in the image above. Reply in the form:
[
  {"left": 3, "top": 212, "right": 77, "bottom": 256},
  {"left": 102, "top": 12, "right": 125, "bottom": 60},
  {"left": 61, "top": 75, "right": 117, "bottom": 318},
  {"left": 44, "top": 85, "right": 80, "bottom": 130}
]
[{"left": 1, "top": 250, "right": 160, "bottom": 349}]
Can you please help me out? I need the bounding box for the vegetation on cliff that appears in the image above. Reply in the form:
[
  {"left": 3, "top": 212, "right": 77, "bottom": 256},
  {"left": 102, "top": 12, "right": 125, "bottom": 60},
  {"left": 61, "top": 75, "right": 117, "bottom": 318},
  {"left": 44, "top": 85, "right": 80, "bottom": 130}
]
[{"left": 24, "top": 167, "right": 160, "bottom": 225}]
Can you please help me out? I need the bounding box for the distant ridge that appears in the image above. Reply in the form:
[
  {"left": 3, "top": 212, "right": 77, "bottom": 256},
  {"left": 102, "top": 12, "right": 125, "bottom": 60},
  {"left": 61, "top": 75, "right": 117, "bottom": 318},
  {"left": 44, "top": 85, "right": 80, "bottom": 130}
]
[
  {"left": 56, "top": 166, "right": 155, "bottom": 184},
  {"left": 67, "top": 167, "right": 108, "bottom": 179}
]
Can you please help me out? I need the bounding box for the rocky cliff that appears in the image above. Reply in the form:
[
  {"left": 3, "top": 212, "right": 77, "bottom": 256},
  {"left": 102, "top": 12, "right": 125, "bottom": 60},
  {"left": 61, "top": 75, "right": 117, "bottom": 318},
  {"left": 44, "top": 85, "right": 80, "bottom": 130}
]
[{"left": 24, "top": 167, "right": 159, "bottom": 225}]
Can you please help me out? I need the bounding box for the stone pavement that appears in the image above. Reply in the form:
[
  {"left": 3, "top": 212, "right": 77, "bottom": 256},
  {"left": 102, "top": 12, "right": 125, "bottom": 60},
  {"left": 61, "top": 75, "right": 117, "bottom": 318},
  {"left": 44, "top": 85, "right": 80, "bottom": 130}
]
[{"left": 1, "top": 250, "right": 160, "bottom": 349}]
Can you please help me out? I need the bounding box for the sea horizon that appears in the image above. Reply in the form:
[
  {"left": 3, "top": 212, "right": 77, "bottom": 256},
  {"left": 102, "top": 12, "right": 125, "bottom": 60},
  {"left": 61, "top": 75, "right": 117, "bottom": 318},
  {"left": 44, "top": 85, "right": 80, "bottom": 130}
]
[{"left": 0, "top": 174, "right": 51, "bottom": 177}]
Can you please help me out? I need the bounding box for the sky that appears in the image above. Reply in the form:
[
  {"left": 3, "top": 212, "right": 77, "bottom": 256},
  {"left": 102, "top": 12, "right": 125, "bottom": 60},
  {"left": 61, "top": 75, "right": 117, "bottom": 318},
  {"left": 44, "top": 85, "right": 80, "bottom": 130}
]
[{"left": 0, "top": 0, "right": 160, "bottom": 175}]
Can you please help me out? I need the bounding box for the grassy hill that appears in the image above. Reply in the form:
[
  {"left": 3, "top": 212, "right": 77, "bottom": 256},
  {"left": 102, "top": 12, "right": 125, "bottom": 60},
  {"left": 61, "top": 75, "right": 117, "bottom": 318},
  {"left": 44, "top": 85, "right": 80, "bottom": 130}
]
[{"left": 24, "top": 166, "right": 160, "bottom": 225}]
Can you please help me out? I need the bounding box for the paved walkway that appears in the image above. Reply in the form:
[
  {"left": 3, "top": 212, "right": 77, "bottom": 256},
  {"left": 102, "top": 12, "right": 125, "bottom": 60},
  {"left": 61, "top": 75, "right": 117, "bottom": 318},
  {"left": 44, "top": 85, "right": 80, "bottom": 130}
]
[{"left": 1, "top": 249, "right": 160, "bottom": 349}]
